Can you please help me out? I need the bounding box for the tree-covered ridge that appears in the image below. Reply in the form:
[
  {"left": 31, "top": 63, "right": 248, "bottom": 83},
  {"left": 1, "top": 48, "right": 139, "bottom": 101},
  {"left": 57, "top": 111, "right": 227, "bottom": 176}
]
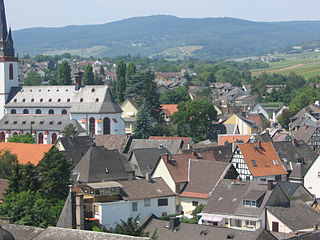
[{"left": 13, "top": 15, "right": 320, "bottom": 59}]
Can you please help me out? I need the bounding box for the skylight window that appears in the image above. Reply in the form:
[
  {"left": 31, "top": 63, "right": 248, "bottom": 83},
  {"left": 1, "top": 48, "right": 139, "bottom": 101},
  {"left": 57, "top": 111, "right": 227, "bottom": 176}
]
[
  {"left": 251, "top": 160, "right": 257, "bottom": 167},
  {"left": 105, "top": 168, "right": 109, "bottom": 174},
  {"left": 273, "top": 160, "right": 278, "bottom": 166}
]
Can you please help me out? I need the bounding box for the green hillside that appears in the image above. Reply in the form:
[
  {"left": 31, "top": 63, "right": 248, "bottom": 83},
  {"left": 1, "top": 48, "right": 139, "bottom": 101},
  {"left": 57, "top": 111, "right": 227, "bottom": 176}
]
[{"left": 12, "top": 15, "right": 320, "bottom": 59}]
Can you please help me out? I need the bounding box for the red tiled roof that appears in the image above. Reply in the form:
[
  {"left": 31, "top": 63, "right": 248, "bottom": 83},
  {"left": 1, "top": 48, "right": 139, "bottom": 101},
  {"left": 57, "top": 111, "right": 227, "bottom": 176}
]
[
  {"left": 163, "top": 152, "right": 215, "bottom": 183},
  {"left": 149, "top": 136, "right": 192, "bottom": 143},
  {"left": 160, "top": 104, "right": 178, "bottom": 116},
  {"left": 238, "top": 142, "right": 287, "bottom": 177},
  {"left": 179, "top": 192, "right": 209, "bottom": 199},
  {"left": 0, "top": 143, "right": 53, "bottom": 166},
  {"left": 218, "top": 135, "right": 253, "bottom": 146}
]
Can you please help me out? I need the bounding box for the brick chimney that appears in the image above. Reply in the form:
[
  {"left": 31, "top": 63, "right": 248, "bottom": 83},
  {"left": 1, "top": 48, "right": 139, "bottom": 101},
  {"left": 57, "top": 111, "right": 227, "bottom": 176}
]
[
  {"left": 267, "top": 180, "right": 273, "bottom": 191},
  {"left": 192, "top": 150, "right": 198, "bottom": 158},
  {"left": 163, "top": 153, "right": 170, "bottom": 163}
]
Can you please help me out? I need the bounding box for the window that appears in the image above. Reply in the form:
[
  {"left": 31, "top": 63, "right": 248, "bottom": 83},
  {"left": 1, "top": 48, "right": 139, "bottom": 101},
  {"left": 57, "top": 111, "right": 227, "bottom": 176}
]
[
  {"left": 103, "top": 117, "right": 111, "bottom": 135},
  {"left": 318, "top": 172, "right": 320, "bottom": 178},
  {"left": 162, "top": 212, "right": 168, "bottom": 217},
  {"left": 132, "top": 202, "right": 138, "bottom": 212},
  {"left": 89, "top": 117, "right": 95, "bottom": 135},
  {"left": 246, "top": 176, "right": 251, "bottom": 181},
  {"left": 0, "top": 132, "right": 5, "bottom": 142},
  {"left": 10, "top": 109, "right": 16, "bottom": 114},
  {"left": 51, "top": 133, "right": 57, "bottom": 144},
  {"left": 48, "top": 109, "right": 54, "bottom": 114},
  {"left": 144, "top": 199, "right": 151, "bottom": 207},
  {"left": 273, "top": 160, "right": 278, "bottom": 166},
  {"left": 95, "top": 98, "right": 99, "bottom": 102},
  {"left": 38, "top": 133, "right": 44, "bottom": 144},
  {"left": 23, "top": 109, "right": 29, "bottom": 114},
  {"left": 243, "top": 200, "right": 257, "bottom": 207},
  {"left": 36, "top": 109, "right": 42, "bottom": 114},
  {"left": 9, "top": 64, "right": 13, "bottom": 80},
  {"left": 80, "top": 98, "right": 84, "bottom": 102},
  {"left": 49, "top": 98, "right": 52, "bottom": 102},
  {"left": 61, "top": 109, "right": 67, "bottom": 115},
  {"left": 40, "top": 98, "right": 43, "bottom": 102},
  {"left": 31, "top": 99, "right": 34, "bottom": 102},
  {"left": 251, "top": 160, "right": 257, "bottom": 167},
  {"left": 67, "top": 98, "right": 70, "bottom": 102},
  {"left": 192, "top": 201, "right": 199, "bottom": 206},
  {"left": 58, "top": 98, "right": 61, "bottom": 102},
  {"left": 158, "top": 198, "right": 168, "bottom": 206},
  {"left": 272, "top": 222, "right": 279, "bottom": 232}
]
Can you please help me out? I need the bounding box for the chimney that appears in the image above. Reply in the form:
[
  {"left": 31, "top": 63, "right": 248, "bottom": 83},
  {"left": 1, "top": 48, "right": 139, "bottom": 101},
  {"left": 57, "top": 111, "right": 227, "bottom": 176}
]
[
  {"left": 74, "top": 71, "right": 83, "bottom": 91},
  {"left": 169, "top": 217, "right": 180, "bottom": 231},
  {"left": 315, "top": 224, "right": 319, "bottom": 231},
  {"left": 163, "top": 153, "right": 169, "bottom": 163},
  {"left": 146, "top": 173, "right": 151, "bottom": 182},
  {"left": 292, "top": 138, "right": 298, "bottom": 147},
  {"left": 192, "top": 151, "right": 198, "bottom": 158},
  {"left": 267, "top": 180, "right": 273, "bottom": 191},
  {"left": 75, "top": 194, "right": 84, "bottom": 230},
  {"left": 258, "top": 140, "right": 262, "bottom": 149}
]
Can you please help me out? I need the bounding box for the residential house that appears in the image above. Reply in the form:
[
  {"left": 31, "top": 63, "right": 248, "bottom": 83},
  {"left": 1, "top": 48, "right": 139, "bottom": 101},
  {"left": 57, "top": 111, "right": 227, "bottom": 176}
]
[
  {"left": 273, "top": 140, "right": 318, "bottom": 183},
  {"left": 0, "top": 142, "right": 53, "bottom": 166},
  {"left": 92, "top": 178, "right": 176, "bottom": 228},
  {"left": 293, "top": 124, "right": 320, "bottom": 153},
  {"left": 248, "top": 103, "right": 269, "bottom": 121},
  {"left": 179, "top": 160, "right": 236, "bottom": 214},
  {"left": 55, "top": 136, "right": 93, "bottom": 164},
  {"left": 95, "top": 134, "right": 130, "bottom": 152},
  {"left": 304, "top": 155, "right": 320, "bottom": 198},
  {"left": 120, "top": 99, "right": 139, "bottom": 135},
  {"left": 129, "top": 139, "right": 185, "bottom": 154},
  {"left": 289, "top": 103, "right": 320, "bottom": 131},
  {"left": 266, "top": 201, "right": 320, "bottom": 235},
  {"left": 231, "top": 142, "right": 287, "bottom": 181},
  {"left": 270, "top": 129, "right": 291, "bottom": 142},
  {"left": 72, "top": 146, "right": 133, "bottom": 183},
  {"left": 218, "top": 134, "right": 253, "bottom": 146},
  {"left": 143, "top": 217, "right": 277, "bottom": 240},
  {"left": 128, "top": 148, "right": 169, "bottom": 178},
  {"left": 247, "top": 114, "right": 270, "bottom": 133},
  {"left": 199, "top": 180, "right": 290, "bottom": 231},
  {"left": 277, "top": 182, "right": 316, "bottom": 204},
  {"left": 224, "top": 114, "right": 258, "bottom": 135},
  {"left": 160, "top": 104, "right": 178, "bottom": 122}
]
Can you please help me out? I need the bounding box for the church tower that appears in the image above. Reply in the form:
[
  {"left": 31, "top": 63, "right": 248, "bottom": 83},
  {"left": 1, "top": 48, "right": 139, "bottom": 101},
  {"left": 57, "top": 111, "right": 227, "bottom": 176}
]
[{"left": 0, "top": 0, "right": 18, "bottom": 118}]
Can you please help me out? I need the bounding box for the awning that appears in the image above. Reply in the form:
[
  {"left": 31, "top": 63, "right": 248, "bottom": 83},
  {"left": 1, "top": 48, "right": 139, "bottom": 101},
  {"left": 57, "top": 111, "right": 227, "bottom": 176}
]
[{"left": 201, "top": 215, "right": 223, "bottom": 222}]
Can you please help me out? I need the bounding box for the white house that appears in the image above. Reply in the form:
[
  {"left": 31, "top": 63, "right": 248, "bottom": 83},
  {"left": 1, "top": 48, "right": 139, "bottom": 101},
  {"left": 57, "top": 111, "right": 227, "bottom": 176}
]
[
  {"left": 91, "top": 178, "right": 176, "bottom": 228},
  {"left": 304, "top": 155, "right": 320, "bottom": 198}
]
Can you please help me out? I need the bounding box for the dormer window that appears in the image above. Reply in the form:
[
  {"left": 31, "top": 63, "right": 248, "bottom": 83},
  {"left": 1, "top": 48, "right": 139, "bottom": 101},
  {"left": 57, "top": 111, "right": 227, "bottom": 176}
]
[
  {"left": 13, "top": 99, "right": 17, "bottom": 102},
  {"left": 243, "top": 200, "right": 257, "bottom": 207},
  {"left": 22, "top": 99, "right": 26, "bottom": 102},
  {"left": 95, "top": 98, "right": 99, "bottom": 102},
  {"left": 58, "top": 98, "right": 61, "bottom": 102},
  {"left": 251, "top": 160, "right": 257, "bottom": 167},
  {"left": 67, "top": 98, "right": 70, "bottom": 102},
  {"left": 80, "top": 98, "right": 84, "bottom": 102},
  {"left": 273, "top": 160, "right": 278, "bottom": 166},
  {"left": 40, "top": 99, "right": 43, "bottom": 102},
  {"left": 49, "top": 99, "right": 52, "bottom": 102},
  {"left": 31, "top": 99, "right": 34, "bottom": 102}
]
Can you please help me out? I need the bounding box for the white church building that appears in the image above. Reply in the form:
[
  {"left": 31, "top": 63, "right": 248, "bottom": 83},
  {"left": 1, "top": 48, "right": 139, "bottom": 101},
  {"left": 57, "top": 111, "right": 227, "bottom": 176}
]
[{"left": 0, "top": 0, "right": 125, "bottom": 144}]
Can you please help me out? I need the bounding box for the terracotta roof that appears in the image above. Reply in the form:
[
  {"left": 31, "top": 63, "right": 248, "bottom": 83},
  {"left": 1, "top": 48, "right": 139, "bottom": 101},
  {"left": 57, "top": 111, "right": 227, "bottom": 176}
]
[
  {"left": 160, "top": 104, "right": 178, "bottom": 116},
  {"left": 162, "top": 151, "right": 215, "bottom": 183},
  {"left": 149, "top": 136, "right": 192, "bottom": 143},
  {"left": 218, "top": 134, "right": 253, "bottom": 145},
  {"left": 0, "top": 143, "right": 53, "bottom": 166},
  {"left": 238, "top": 142, "right": 287, "bottom": 177}
]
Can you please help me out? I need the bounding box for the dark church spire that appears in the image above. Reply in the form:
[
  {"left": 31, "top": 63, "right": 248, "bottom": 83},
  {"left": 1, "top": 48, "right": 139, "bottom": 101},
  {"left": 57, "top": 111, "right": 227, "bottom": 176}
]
[
  {"left": 0, "top": 0, "right": 14, "bottom": 57},
  {"left": 0, "top": 0, "right": 8, "bottom": 42}
]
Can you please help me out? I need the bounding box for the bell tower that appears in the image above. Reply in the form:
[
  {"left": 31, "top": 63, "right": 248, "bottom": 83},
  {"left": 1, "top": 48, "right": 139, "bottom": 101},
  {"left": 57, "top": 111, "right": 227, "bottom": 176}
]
[{"left": 0, "top": 0, "right": 19, "bottom": 118}]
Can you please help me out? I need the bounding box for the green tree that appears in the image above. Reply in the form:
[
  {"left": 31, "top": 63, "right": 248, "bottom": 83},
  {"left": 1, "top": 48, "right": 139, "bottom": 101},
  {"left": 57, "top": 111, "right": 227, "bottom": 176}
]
[
  {"left": 0, "top": 191, "right": 64, "bottom": 228},
  {"left": 116, "top": 60, "right": 127, "bottom": 103},
  {"left": 289, "top": 87, "right": 320, "bottom": 113},
  {"left": 37, "top": 148, "right": 72, "bottom": 200},
  {"left": 133, "top": 101, "right": 154, "bottom": 139},
  {"left": 0, "top": 150, "right": 18, "bottom": 179},
  {"left": 278, "top": 109, "right": 292, "bottom": 129},
  {"left": 215, "top": 67, "right": 242, "bottom": 86},
  {"left": 55, "top": 61, "right": 71, "bottom": 85},
  {"left": 23, "top": 71, "right": 43, "bottom": 86},
  {"left": 173, "top": 99, "right": 217, "bottom": 142},
  {"left": 99, "top": 65, "right": 105, "bottom": 76},
  {"left": 111, "top": 216, "right": 149, "bottom": 238},
  {"left": 160, "top": 87, "right": 190, "bottom": 104},
  {"left": 62, "top": 124, "right": 79, "bottom": 138},
  {"left": 8, "top": 133, "right": 34, "bottom": 144},
  {"left": 141, "top": 70, "right": 160, "bottom": 118},
  {"left": 83, "top": 64, "right": 95, "bottom": 85},
  {"left": 47, "top": 59, "right": 55, "bottom": 71},
  {"left": 125, "top": 72, "right": 144, "bottom": 99},
  {"left": 126, "top": 62, "right": 137, "bottom": 79},
  {"left": 94, "top": 70, "right": 104, "bottom": 85}
]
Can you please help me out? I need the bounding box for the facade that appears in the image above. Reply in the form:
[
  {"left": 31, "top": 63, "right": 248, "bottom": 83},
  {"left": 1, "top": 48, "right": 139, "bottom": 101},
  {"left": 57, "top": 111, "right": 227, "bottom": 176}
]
[
  {"left": 0, "top": 1, "right": 125, "bottom": 144},
  {"left": 231, "top": 142, "right": 287, "bottom": 181},
  {"left": 304, "top": 155, "right": 320, "bottom": 198},
  {"left": 120, "top": 99, "right": 138, "bottom": 135},
  {"left": 224, "top": 114, "right": 257, "bottom": 135}
]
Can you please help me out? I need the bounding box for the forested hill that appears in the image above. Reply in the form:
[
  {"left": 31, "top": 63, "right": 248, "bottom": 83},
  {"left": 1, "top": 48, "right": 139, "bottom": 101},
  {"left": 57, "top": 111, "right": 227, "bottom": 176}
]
[{"left": 13, "top": 15, "right": 320, "bottom": 59}]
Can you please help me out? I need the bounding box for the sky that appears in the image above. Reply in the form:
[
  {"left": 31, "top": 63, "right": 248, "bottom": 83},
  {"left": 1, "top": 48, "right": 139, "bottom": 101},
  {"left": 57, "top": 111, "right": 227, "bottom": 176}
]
[{"left": 5, "top": 0, "right": 320, "bottom": 30}]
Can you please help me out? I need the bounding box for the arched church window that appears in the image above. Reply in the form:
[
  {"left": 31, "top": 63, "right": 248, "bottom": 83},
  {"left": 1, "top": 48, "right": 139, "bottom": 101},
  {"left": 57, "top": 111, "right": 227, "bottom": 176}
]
[
  {"left": 48, "top": 109, "right": 54, "bottom": 115},
  {"left": 51, "top": 133, "right": 57, "bottom": 144},
  {"left": 23, "top": 109, "right": 29, "bottom": 114},
  {"left": 10, "top": 109, "right": 16, "bottom": 114},
  {"left": 38, "top": 133, "right": 44, "bottom": 144},
  {"left": 103, "top": 117, "right": 111, "bottom": 135},
  {"left": 61, "top": 109, "right": 67, "bottom": 115},
  {"left": 0, "top": 132, "right": 5, "bottom": 142},
  {"left": 9, "top": 64, "right": 14, "bottom": 80},
  {"left": 36, "top": 109, "right": 41, "bottom": 114},
  {"left": 89, "top": 117, "right": 95, "bottom": 135}
]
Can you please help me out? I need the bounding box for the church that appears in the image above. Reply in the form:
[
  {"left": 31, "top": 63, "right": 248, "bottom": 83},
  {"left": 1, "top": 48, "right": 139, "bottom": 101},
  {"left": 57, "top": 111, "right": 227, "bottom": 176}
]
[{"left": 0, "top": 0, "right": 125, "bottom": 144}]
